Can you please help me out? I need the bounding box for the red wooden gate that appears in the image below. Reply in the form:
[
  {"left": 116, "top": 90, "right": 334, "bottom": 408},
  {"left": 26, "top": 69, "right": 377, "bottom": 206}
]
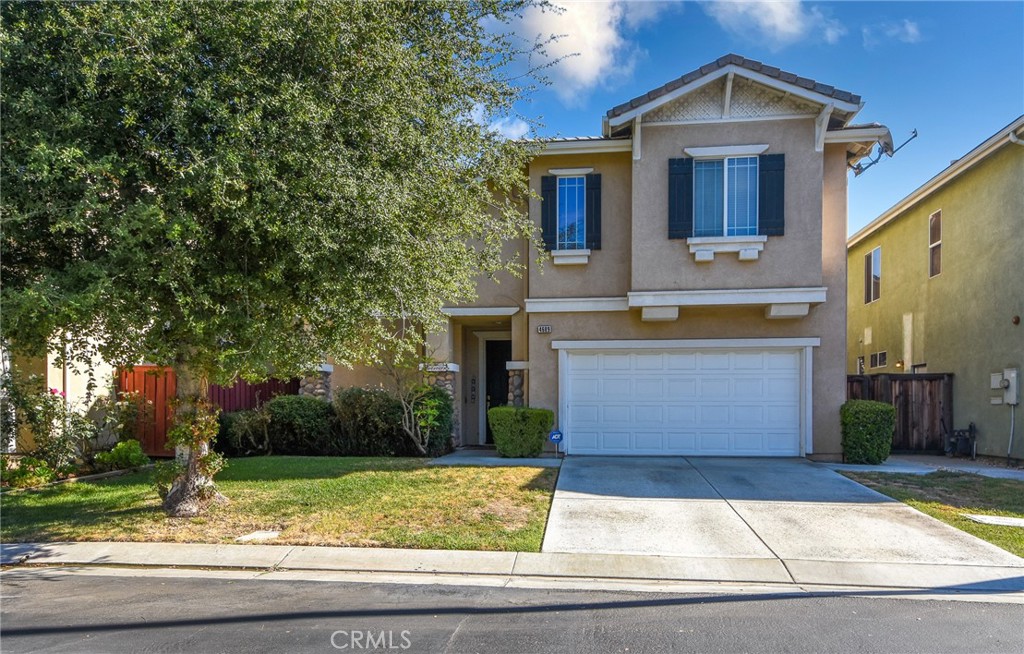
[
  {"left": 117, "top": 367, "right": 301, "bottom": 456},
  {"left": 117, "top": 366, "right": 176, "bottom": 457}
]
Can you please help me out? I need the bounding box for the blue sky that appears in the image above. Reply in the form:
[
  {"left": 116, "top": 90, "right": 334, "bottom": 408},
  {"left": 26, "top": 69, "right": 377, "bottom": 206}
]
[{"left": 501, "top": 1, "right": 1024, "bottom": 235}]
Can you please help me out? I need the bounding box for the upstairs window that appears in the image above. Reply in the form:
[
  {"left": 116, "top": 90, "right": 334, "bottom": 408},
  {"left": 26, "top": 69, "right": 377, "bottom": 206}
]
[
  {"left": 864, "top": 246, "right": 881, "bottom": 304},
  {"left": 693, "top": 157, "right": 759, "bottom": 237},
  {"left": 557, "top": 176, "right": 586, "bottom": 250},
  {"left": 929, "top": 210, "right": 942, "bottom": 277},
  {"left": 540, "top": 172, "right": 602, "bottom": 256}
]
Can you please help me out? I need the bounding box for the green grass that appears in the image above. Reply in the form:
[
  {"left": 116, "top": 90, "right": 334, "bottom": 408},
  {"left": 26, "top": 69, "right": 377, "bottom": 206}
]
[
  {"left": 843, "top": 471, "right": 1024, "bottom": 557},
  {"left": 0, "top": 457, "right": 558, "bottom": 552}
]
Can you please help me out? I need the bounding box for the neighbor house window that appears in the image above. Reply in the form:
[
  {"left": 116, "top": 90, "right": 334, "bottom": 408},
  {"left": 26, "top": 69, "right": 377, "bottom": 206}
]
[
  {"left": 864, "top": 246, "right": 881, "bottom": 303},
  {"left": 693, "top": 157, "right": 758, "bottom": 237},
  {"left": 557, "top": 176, "right": 586, "bottom": 250},
  {"left": 929, "top": 210, "right": 942, "bottom": 277},
  {"left": 869, "top": 351, "right": 887, "bottom": 369}
]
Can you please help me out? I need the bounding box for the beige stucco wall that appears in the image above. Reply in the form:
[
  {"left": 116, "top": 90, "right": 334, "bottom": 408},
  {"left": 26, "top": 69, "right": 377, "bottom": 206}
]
[
  {"left": 631, "top": 119, "right": 824, "bottom": 291},
  {"left": 847, "top": 142, "right": 1024, "bottom": 458},
  {"left": 527, "top": 151, "right": 633, "bottom": 299}
]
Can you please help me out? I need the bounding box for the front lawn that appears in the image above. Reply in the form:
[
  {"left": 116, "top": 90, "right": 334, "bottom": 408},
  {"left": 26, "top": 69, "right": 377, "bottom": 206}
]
[
  {"left": 843, "top": 471, "right": 1024, "bottom": 557},
  {"left": 0, "top": 457, "right": 558, "bottom": 552}
]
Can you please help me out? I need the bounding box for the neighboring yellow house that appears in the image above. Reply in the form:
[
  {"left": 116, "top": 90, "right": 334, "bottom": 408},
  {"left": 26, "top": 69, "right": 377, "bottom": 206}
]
[
  {"left": 335, "top": 54, "right": 892, "bottom": 460},
  {"left": 846, "top": 116, "right": 1024, "bottom": 460}
]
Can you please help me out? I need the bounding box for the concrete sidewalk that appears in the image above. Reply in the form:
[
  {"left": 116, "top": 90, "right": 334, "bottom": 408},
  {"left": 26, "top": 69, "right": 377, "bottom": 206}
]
[
  {"left": 821, "top": 454, "right": 1024, "bottom": 481},
  {"left": 2, "top": 541, "right": 1023, "bottom": 597}
]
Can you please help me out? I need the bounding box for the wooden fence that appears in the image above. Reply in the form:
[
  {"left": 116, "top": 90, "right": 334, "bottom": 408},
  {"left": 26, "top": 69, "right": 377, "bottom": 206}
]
[
  {"left": 847, "top": 373, "right": 953, "bottom": 452},
  {"left": 117, "top": 367, "right": 300, "bottom": 456}
]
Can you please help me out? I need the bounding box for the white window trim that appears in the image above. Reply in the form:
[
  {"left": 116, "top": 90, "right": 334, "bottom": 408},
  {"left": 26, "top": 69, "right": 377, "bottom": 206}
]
[
  {"left": 555, "top": 175, "right": 587, "bottom": 254},
  {"left": 683, "top": 144, "right": 769, "bottom": 157},
  {"left": 869, "top": 350, "right": 888, "bottom": 369},
  {"left": 687, "top": 235, "right": 767, "bottom": 262},
  {"left": 551, "top": 249, "right": 591, "bottom": 265},
  {"left": 548, "top": 167, "right": 593, "bottom": 176},
  {"left": 928, "top": 209, "right": 941, "bottom": 278},
  {"left": 864, "top": 246, "right": 882, "bottom": 304},
  {"left": 691, "top": 155, "right": 760, "bottom": 245}
]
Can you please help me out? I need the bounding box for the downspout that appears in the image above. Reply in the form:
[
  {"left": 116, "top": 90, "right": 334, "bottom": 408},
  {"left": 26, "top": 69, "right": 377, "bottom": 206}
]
[{"left": 1009, "top": 131, "right": 1024, "bottom": 146}]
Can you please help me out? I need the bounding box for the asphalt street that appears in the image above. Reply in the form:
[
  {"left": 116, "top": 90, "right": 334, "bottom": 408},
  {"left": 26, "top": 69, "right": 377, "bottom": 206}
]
[{"left": 2, "top": 569, "right": 1022, "bottom": 654}]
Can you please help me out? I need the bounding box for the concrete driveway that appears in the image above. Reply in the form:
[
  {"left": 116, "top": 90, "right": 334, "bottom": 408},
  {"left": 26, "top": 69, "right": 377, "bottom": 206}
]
[{"left": 542, "top": 457, "right": 1024, "bottom": 570}]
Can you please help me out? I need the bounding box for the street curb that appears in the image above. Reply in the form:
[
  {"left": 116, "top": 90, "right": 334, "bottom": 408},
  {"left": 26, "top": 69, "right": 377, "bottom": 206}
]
[{"left": 3, "top": 541, "right": 1023, "bottom": 594}]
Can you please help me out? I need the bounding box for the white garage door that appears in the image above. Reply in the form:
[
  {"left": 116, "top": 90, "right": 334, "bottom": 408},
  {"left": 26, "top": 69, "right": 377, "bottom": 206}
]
[{"left": 565, "top": 349, "right": 802, "bottom": 456}]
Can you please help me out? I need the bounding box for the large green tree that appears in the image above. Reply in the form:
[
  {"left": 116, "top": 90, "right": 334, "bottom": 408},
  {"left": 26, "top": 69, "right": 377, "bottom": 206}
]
[{"left": 1, "top": 0, "right": 545, "bottom": 515}]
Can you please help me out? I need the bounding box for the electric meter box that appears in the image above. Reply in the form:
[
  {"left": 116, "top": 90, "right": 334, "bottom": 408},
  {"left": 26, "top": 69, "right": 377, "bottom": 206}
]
[{"left": 1003, "top": 368, "right": 1020, "bottom": 406}]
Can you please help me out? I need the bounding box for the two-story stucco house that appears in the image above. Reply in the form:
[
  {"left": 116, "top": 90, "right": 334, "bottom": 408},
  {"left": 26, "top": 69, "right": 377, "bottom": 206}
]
[
  {"left": 847, "top": 116, "right": 1024, "bottom": 460},
  {"left": 334, "top": 54, "right": 892, "bottom": 460}
]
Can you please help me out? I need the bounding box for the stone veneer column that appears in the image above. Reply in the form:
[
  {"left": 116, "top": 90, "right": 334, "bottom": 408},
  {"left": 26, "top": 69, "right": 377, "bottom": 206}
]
[
  {"left": 505, "top": 361, "right": 528, "bottom": 407},
  {"left": 424, "top": 363, "right": 459, "bottom": 443},
  {"left": 298, "top": 365, "right": 333, "bottom": 401}
]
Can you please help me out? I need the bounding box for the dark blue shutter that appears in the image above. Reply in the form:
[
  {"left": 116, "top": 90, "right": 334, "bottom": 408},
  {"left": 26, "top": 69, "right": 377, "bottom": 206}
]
[
  {"left": 585, "top": 173, "right": 601, "bottom": 250},
  {"left": 668, "top": 158, "right": 693, "bottom": 239},
  {"left": 541, "top": 175, "right": 557, "bottom": 251},
  {"left": 758, "top": 154, "right": 785, "bottom": 236}
]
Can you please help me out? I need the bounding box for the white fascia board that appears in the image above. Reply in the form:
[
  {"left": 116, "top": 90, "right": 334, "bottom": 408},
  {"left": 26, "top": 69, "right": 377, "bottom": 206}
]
[
  {"left": 848, "top": 115, "right": 1024, "bottom": 248},
  {"left": 524, "top": 297, "right": 630, "bottom": 313},
  {"left": 552, "top": 337, "right": 821, "bottom": 350},
  {"left": 683, "top": 144, "right": 769, "bottom": 157},
  {"left": 626, "top": 287, "right": 827, "bottom": 308},
  {"left": 442, "top": 306, "right": 519, "bottom": 317},
  {"left": 541, "top": 140, "right": 632, "bottom": 155},
  {"left": 823, "top": 127, "right": 891, "bottom": 144},
  {"left": 608, "top": 65, "right": 861, "bottom": 128}
]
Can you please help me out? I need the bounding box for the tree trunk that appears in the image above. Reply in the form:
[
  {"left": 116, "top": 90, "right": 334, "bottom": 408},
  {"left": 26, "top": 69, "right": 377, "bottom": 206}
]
[{"left": 162, "top": 367, "right": 227, "bottom": 517}]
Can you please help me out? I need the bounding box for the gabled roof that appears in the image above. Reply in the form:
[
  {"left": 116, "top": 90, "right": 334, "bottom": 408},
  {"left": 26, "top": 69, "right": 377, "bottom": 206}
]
[
  {"left": 603, "top": 54, "right": 864, "bottom": 137},
  {"left": 848, "top": 115, "right": 1024, "bottom": 247},
  {"left": 607, "top": 54, "right": 861, "bottom": 119}
]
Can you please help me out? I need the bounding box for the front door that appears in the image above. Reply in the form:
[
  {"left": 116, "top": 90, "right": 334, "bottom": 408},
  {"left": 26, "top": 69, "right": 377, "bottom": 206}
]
[{"left": 484, "top": 340, "right": 512, "bottom": 443}]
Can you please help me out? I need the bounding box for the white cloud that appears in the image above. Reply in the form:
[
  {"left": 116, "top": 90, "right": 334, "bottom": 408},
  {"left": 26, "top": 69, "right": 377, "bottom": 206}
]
[
  {"left": 470, "top": 103, "right": 531, "bottom": 140},
  {"left": 510, "top": 1, "right": 671, "bottom": 107},
  {"left": 863, "top": 19, "right": 922, "bottom": 50},
  {"left": 489, "top": 116, "right": 531, "bottom": 140},
  {"left": 701, "top": 1, "right": 846, "bottom": 50}
]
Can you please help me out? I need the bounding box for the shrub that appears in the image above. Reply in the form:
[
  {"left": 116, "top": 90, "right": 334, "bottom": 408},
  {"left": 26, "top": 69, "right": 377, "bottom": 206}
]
[
  {"left": 94, "top": 439, "right": 151, "bottom": 471},
  {"left": 414, "top": 386, "right": 455, "bottom": 457},
  {"left": 487, "top": 406, "right": 553, "bottom": 458},
  {"left": 840, "top": 400, "right": 895, "bottom": 464},
  {"left": 0, "top": 455, "right": 64, "bottom": 488},
  {"left": 264, "top": 395, "right": 334, "bottom": 455},
  {"left": 217, "top": 408, "right": 272, "bottom": 457},
  {"left": 332, "top": 387, "right": 407, "bottom": 456}
]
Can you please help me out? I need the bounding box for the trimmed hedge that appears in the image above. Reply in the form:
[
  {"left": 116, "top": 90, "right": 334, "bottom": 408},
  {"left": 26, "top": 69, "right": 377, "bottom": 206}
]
[
  {"left": 840, "top": 399, "right": 895, "bottom": 464},
  {"left": 263, "top": 395, "right": 335, "bottom": 455},
  {"left": 487, "top": 406, "right": 553, "bottom": 458},
  {"left": 332, "top": 387, "right": 407, "bottom": 456}
]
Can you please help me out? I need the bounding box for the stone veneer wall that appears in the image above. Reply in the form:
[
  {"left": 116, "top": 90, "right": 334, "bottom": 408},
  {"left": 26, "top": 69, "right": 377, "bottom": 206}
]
[
  {"left": 426, "top": 369, "right": 459, "bottom": 445},
  {"left": 298, "top": 370, "right": 332, "bottom": 401},
  {"left": 507, "top": 369, "right": 525, "bottom": 407}
]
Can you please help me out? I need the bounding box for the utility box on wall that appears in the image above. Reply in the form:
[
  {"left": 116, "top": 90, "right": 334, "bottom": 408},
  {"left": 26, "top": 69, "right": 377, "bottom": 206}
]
[{"left": 1003, "top": 368, "right": 1020, "bottom": 406}]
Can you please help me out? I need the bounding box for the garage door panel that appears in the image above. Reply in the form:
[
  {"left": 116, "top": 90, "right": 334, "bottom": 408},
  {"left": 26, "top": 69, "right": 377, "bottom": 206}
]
[
  {"left": 733, "top": 432, "right": 766, "bottom": 451},
  {"left": 635, "top": 354, "right": 664, "bottom": 370},
  {"left": 667, "top": 378, "right": 698, "bottom": 397},
  {"left": 573, "top": 404, "right": 600, "bottom": 423},
  {"left": 603, "top": 354, "right": 632, "bottom": 370},
  {"left": 666, "top": 405, "right": 698, "bottom": 424},
  {"left": 602, "top": 432, "right": 631, "bottom": 449},
  {"left": 700, "top": 405, "right": 731, "bottom": 424},
  {"left": 635, "top": 378, "right": 664, "bottom": 397},
  {"left": 667, "top": 432, "right": 697, "bottom": 450},
  {"left": 572, "top": 378, "right": 601, "bottom": 398},
  {"left": 700, "top": 353, "right": 731, "bottom": 369},
  {"left": 634, "top": 432, "right": 664, "bottom": 450},
  {"left": 603, "top": 379, "right": 631, "bottom": 396},
  {"left": 767, "top": 352, "right": 800, "bottom": 369},
  {"left": 602, "top": 405, "right": 631, "bottom": 422},
  {"left": 734, "top": 378, "right": 764, "bottom": 399},
  {"left": 635, "top": 405, "right": 663, "bottom": 423},
  {"left": 733, "top": 352, "right": 765, "bottom": 369},
  {"left": 735, "top": 406, "right": 765, "bottom": 424},
  {"left": 667, "top": 353, "right": 698, "bottom": 369},
  {"left": 701, "top": 379, "right": 732, "bottom": 399},
  {"left": 699, "top": 432, "right": 731, "bottom": 451}
]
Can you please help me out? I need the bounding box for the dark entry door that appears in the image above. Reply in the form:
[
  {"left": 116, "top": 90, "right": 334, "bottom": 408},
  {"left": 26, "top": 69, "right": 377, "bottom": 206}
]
[{"left": 485, "top": 340, "right": 513, "bottom": 443}]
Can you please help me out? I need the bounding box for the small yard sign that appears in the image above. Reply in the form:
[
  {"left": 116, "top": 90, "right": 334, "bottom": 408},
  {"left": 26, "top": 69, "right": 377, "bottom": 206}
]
[{"left": 549, "top": 430, "right": 563, "bottom": 444}]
